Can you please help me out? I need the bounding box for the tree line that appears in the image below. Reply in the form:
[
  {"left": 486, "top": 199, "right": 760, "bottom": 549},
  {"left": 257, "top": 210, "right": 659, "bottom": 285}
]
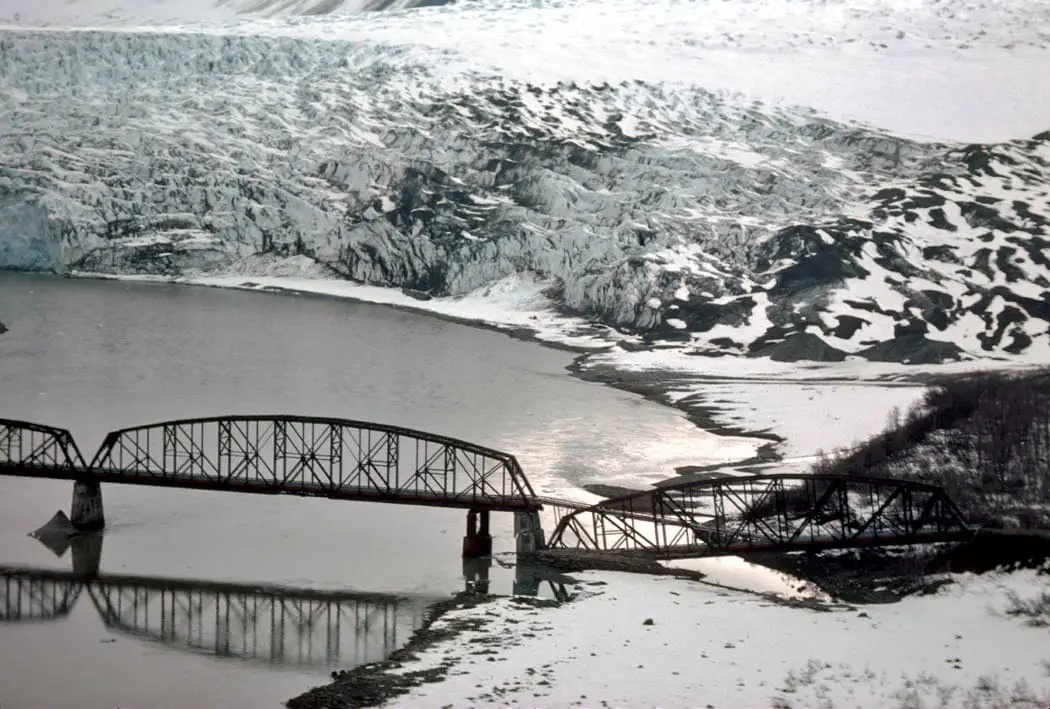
[{"left": 814, "top": 368, "right": 1050, "bottom": 527}]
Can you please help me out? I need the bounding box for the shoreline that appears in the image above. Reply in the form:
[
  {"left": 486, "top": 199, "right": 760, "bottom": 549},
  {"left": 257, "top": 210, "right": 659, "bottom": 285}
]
[
  {"left": 59, "top": 270, "right": 625, "bottom": 355},
  {"left": 9, "top": 267, "right": 1029, "bottom": 505},
  {"left": 283, "top": 556, "right": 838, "bottom": 709},
  {"left": 43, "top": 269, "right": 808, "bottom": 475},
  {"left": 6, "top": 269, "right": 1046, "bottom": 709},
  {"left": 287, "top": 589, "right": 504, "bottom": 709},
  {"left": 9, "top": 268, "right": 1004, "bottom": 486}
]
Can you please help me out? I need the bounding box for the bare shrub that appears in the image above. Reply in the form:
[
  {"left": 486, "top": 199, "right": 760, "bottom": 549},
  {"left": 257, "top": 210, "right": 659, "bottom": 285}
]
[{"left": 1002, "top": 589, "right": 1050, "bottom": 627}]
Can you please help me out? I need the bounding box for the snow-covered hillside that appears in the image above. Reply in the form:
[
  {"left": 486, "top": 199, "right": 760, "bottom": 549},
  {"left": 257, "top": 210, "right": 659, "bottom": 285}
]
[{"left": 1, "top": 0, "right": 1049, "bottom": 363}]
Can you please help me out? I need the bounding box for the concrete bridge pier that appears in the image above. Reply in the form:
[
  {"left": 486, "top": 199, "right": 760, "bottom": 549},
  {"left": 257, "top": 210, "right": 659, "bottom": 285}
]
[
  {"left": 514, "top": 510, "right": 546, "bottom": 557},
  {"left": 462, "top": 557, "right": 491, "bottom": 594},
  {"left": 462, "top": 509, "right": 492, "bottom": 558},
  {"left": 70, "top": 479, "right": 105, "bottom": 532}
]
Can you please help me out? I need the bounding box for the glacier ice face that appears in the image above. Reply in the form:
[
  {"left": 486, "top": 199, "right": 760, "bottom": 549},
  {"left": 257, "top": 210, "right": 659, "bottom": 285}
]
[
  {"left": 0, "top": 196, "right": 60, "bottom": 271},
  {"left": 0, "top": 0, "right": 441, "bottom": 26},
  {"left": 0, "top": 26, "right": 1048, "bottom": 363}
]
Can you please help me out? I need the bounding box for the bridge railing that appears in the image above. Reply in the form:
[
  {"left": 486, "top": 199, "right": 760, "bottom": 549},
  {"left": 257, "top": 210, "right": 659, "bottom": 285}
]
[
  {"left": 87, "top": 415, "right": 538, "bottom": 509},
  {"left": 0, "top": 418, "right": 86, "bottom": 472}
]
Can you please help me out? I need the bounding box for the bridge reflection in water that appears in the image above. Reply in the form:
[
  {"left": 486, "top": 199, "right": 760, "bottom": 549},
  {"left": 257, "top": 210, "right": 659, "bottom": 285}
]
[
  {"left": 3, "top": 532, "right": 575, "bottom": 670},
  {"left": 0, "top": 564, "right": 436, "bottom": 669}
]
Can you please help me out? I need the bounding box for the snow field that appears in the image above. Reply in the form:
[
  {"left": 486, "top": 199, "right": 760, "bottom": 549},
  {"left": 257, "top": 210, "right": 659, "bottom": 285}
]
[{"left": 382, "top": 567, "right": 1050, "bottom": 709}]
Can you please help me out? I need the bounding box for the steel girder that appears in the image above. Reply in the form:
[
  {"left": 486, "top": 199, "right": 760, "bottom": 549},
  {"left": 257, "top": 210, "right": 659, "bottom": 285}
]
[
  {"left": 39, "top": 414, "right": 541, "bottom": 511},
  {"left": 546, "top": 473, "right": 975, "bottom": 557}
]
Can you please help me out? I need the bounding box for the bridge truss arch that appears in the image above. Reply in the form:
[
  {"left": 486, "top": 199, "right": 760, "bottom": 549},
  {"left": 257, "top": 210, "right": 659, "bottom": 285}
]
[
  {"left": 0, "top": 418, "right": 85, "bottom": 473},
  {"left": 547, "top": 473, "right": 974, "bottom": 558},
  {"left": 87, "top": 415, "right": 539, "bottom": 510}
]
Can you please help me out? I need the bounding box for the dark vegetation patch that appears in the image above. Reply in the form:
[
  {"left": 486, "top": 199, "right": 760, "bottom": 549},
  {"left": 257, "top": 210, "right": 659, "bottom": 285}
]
[
  {"left": 852, "top": 333, "right": 966, "bottom": 364},
  {"left": 812, "top": 368, "right": 1050, "bottom": 528},
  {"left": 745, "top": 547, "right": 956, "bottom": 604},
  {"left": 931, "top": 529, "right": 1050, "bottom": 574},
  {"left": 747, "top": 332, "right": 848, "bottom": 362},
  {"left": 743, "top": 369, "right": 1050, "bottom": 597},
  {"left": 748, "top": 531, "right": 1050, "bottom": 604}
]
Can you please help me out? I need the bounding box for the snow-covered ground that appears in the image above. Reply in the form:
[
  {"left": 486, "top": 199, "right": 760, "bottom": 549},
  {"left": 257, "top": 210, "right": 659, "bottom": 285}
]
[
  {"left": 581, "top": 345, "right": 1047, "bottom": 467},
  {"left": 665, "top": 381, "right": 927, "bottom": 459},
  {"left": 373, "top": 566, "right": 1050, "bottom": 709}
]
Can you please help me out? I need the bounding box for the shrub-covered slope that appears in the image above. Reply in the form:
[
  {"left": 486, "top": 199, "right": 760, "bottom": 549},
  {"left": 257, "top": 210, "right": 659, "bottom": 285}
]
[{"left": 816, "top": 370, "right": 1050, "bottom": 527}]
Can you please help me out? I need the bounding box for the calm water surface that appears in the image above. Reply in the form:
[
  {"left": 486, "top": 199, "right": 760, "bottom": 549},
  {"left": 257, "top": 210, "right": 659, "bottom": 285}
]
[{"left": 0, "top": 273, "right": 753, "bottom": 709}]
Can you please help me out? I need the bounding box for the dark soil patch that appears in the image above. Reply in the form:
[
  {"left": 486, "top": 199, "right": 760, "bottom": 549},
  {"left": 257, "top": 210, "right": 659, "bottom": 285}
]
[
  {"left": 746, "top": 530, "right": 1050, "bottom": 604},
  {"left": 929, "top": 529, "right": 1050, "bottom": 574},
  {"left": 286, "top": 590, "right": 500, "bottom": 709},
  {"left": 748, "top": 332, "right": 848, "bottom": 362},
  {"left": 530, "top": 549, "right": 705, "bottom": 580}
]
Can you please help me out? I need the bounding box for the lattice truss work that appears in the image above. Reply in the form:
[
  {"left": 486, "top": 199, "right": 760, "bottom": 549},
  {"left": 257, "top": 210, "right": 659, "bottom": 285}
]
[
  {"left": 0, "top": 569, "right": 432, "bottom": 667},
  {"left": 0, "top": 419, "right": 84, "bottom": 471},
  {"left": 0, "top": 573, "right": 82, "bottom": 621},
  {"left": 89, "top": 583, "right": 431, "bottom": 667},
  {"left": 548, "top": 474, "right": 974, "bottom": 557},
  {"left": 88, "top": 415, "right": 537, "bottom": 509}
]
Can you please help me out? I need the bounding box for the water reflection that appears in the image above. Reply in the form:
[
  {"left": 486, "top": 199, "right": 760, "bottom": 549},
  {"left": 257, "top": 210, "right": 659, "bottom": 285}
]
[
  {"left": 464, "top": 555, "right": 577, "bottom": 602},
  {"left": 0, "top": 561, "right": 437, "bottom": 670},
  {"left": 3, "top": 531, "right": 576, "bottom": 674}
]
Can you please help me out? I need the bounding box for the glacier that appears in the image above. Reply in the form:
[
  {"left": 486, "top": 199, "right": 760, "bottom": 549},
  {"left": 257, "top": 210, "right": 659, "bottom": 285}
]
[{"left": 1, "top": 0, "right": 1049, "bottom": 363}]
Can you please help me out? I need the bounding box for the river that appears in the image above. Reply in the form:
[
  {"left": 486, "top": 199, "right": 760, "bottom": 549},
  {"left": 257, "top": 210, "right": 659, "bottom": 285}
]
[{"left": 0, "top": 272, "right": 758, "bottom": 709}]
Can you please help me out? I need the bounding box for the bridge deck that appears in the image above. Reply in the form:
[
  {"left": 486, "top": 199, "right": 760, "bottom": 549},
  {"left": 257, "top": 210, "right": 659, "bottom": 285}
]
[
  {"left": 0, "top": 463, "right": 539, "bottom": 512},
  {"left": 540, "top": 529, "right": 974, "bottom": 561}
]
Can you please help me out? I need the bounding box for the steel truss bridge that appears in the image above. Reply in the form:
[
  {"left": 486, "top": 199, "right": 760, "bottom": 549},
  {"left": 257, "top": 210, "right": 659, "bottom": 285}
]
[
  {"left": 0, "top": 566, "right": 436, "bottom": 668},
  {"left": 546, "top": 473, "right": 974, "bottom": 558},
  {"left": 0, "top": 415, "right": 537, "bottom": 511},
  {"left": 1, "top": 416, "right": 976, "bottom": 558}
]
